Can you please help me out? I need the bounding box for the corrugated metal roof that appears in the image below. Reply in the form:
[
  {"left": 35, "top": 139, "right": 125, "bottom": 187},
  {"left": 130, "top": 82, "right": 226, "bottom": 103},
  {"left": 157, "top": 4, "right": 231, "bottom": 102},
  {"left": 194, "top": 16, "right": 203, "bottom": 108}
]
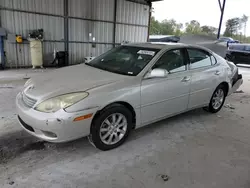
[{"left": 126, "top": 0, "right": 163, "bottom": 4}]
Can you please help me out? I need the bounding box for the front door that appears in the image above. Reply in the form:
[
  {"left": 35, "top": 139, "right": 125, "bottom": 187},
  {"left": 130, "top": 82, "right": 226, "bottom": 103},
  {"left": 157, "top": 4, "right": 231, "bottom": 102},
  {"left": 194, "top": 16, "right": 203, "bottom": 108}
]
[{"left": 140, "top": 48, "right": 191, "bottom": 125}]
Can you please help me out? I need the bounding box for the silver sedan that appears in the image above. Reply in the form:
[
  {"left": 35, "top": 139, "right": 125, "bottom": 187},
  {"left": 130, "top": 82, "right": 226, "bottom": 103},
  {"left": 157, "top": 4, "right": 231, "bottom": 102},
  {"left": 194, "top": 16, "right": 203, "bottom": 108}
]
[{"left": 16, "top": 43, "right": 243, "bottom": 150}]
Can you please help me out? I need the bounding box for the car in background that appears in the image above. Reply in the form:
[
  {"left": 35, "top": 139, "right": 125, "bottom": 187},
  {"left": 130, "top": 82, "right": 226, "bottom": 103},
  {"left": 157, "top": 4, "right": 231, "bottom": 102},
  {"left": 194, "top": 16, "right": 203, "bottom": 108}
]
[
  {"left": 225, "top": 43, "right": 250, "bottom": 65},
  {"left": 217, "top": 37, "right": 240, "bottom": 47},
  {"left": 149, "top": 35, "right": 180, "bottom": 43},
  {"left": 218, "top": 37, "right": 239, "bottom": 43},
  {"left": 16, "top": 43, "right": 243, "bottom": 151}
]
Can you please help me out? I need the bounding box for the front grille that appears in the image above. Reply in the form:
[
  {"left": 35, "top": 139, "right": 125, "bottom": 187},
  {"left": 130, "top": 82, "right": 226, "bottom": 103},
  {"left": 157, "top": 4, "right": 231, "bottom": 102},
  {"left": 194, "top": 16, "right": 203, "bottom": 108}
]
[
  {"left": 18, "top": 116, "right": 35, "bottom": 132},
  {"left": 22, "top": 92, "right": 37, "bottom": 108}
]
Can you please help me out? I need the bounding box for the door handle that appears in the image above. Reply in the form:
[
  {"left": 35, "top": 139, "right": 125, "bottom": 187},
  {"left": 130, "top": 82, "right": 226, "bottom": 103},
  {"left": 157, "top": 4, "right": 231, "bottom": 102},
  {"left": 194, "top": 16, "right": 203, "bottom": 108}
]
[
  {"left": 181, "top": 76, "right": 191, "bottom": 82},
  {"left": 215, "top": 70, "right": 221, "bottom": 75}
]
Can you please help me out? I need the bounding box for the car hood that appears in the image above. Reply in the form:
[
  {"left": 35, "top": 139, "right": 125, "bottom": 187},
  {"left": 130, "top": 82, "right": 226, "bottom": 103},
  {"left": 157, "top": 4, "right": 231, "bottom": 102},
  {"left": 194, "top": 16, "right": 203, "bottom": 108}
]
[{"left": 24, "top": 64, "right": 128, "bottom": 100}]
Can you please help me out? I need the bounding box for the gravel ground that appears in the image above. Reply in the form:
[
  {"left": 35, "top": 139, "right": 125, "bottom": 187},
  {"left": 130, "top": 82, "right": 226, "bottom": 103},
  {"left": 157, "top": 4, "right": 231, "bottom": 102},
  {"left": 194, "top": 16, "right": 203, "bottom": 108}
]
[{"left": 0, "top": 67, "right": 250, "bottom": 188}]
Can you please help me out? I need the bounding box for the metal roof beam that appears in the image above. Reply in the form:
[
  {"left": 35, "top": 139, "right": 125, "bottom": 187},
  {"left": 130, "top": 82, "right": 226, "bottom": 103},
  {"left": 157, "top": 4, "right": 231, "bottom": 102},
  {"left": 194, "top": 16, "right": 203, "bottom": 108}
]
[{"left": 217, "top": 0, "right": 226, "bottom": 39}]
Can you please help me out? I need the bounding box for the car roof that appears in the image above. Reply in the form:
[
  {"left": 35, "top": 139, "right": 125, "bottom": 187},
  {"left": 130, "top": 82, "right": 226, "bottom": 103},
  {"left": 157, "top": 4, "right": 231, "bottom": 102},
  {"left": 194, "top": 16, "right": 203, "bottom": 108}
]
[{"left": 125, "top": 42, "right": 189, "bottom": 50}]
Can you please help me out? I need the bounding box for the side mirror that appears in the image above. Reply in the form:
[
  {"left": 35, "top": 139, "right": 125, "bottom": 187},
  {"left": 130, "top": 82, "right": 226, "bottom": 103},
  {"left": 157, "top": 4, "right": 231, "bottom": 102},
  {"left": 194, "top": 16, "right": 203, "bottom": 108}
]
[{"left": 145, "top": 68, "right": 169, "bottom": 79}]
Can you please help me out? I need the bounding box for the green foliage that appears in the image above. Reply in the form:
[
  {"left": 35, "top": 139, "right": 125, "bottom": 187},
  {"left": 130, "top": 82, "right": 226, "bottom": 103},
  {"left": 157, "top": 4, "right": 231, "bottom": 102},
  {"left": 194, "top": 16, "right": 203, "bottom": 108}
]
[
  {"left": 149, "top": 15, "right": 249, "bottom": 43},
  {"left": 201, "top": 26, "right": 218, "bottom": 35},
  {"left": 150, "top": 17, "right": 216, "bottom": 36},
  {"left": 224, "top": 17, "right": 241, "bottom": 36},
  {"left": 149, "top": 16, "right": 183, "bottom": 36},
  {"left": 223, "top": 15, "right": 249, "bottom": 43},
  {"left": 150, "top": 17, "right": 161, "bottom": 35},
  {"left": 185, "top": 20, "right": 202, "bottom": 34},
  {"left": 230, "top": 35, "right": 250, "bottom": 43},
  {"left": 241, "top": 14, "right": 249, "bottom": 37}
]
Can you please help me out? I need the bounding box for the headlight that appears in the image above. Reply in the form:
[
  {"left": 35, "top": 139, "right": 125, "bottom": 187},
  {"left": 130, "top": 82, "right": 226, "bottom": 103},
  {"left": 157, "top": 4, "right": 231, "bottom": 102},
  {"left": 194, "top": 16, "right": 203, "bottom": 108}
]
[{"left": 35, "top": 92, "right": 89, "bottom": 113}]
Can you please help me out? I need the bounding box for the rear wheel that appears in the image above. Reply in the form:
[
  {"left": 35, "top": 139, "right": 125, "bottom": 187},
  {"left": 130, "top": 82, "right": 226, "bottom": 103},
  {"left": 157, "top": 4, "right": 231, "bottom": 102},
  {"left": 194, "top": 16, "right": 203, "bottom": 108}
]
[
  {"left": 207, "top": 85, "right": 226, "bottom": 113},
  {"left": 89, "top": 104, "right": 132, "bottom": 151}
]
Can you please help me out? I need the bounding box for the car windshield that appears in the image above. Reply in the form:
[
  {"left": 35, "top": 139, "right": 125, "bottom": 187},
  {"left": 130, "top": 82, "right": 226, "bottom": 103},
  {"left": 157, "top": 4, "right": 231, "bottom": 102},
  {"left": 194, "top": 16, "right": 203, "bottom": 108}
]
[{"left": 86, "top": 46, "right": 160, "bottom": 76}]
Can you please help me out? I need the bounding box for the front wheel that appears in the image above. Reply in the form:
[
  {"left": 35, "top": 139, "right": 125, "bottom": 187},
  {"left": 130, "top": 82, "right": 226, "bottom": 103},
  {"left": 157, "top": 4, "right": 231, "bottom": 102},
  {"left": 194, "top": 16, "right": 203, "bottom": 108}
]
[
  {"left": 89, "top": 104, "right": 133, "bottom": 151},
  {"left": 207, "top": 85, "right": 226, "bottom": 113}
]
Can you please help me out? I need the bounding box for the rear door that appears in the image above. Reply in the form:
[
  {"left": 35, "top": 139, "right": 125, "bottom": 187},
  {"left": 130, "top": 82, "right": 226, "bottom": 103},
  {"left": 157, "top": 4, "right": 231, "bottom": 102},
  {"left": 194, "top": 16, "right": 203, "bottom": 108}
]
[{"left": 187, "top": 48, "right": 224, "bottom": 109}]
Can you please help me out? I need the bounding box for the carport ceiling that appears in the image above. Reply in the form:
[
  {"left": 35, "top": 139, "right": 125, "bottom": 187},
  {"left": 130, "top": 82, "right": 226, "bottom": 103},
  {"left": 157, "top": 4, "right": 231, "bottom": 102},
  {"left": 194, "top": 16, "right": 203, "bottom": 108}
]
[{"left": 126, "top": 0, "right": 163, "bottom": 5}]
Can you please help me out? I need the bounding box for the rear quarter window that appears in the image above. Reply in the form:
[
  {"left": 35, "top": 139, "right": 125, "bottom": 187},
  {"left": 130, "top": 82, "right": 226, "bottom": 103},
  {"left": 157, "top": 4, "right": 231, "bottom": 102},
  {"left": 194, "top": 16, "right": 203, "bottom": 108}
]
[
  {"left": 187, "top": 49, "right": 212, "bottom": 69},
  {"left": 210, "top": 55, "right": 217, "bottom": 65}
]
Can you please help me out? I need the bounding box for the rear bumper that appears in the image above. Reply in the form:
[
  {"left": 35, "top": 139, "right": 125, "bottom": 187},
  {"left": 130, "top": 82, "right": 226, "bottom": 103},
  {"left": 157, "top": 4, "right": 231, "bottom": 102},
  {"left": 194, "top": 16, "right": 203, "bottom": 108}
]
[{"left": 228, "top": 74, "right": 243, "bottom": 95}]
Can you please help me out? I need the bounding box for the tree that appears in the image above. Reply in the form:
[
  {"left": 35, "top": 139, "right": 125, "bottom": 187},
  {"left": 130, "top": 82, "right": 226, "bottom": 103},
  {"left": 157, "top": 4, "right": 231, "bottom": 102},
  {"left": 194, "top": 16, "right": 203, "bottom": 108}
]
[
  {"left": 224, "top": 17, "right": 241, "bottom": 36},
  {"left": 150, "top": 16, "right": 161, "bottom": 35},
  {"left": 185, "top": 20, "right": 201, "bottom": 34},
  {"left": 241, "top": 14, "right": 249, "bottom": 39},
  {"left": 149, "top": 17, "right": 221, "bottom": 37},
  {"left": 201, "top": 25, "right": 218, "bottom": 35},
  {"left": 160, "top": 19, "right": 176, "bottom": 35},
  {"left": 149, "top": 17, "right": 183, "bottom": 36},
  {"left": 175, "top": 23, "right": 183, "bottom": 36}
]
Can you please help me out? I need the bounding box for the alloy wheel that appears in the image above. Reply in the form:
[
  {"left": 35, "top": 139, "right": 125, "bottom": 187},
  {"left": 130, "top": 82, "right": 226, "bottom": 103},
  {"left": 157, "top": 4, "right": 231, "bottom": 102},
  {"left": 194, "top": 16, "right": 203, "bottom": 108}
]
[
  {"left": 99, "top": 113, "right": 128, "bottom": 145},
  {"left": 212, "top": 88, "right": 225, "bottom": 110}
]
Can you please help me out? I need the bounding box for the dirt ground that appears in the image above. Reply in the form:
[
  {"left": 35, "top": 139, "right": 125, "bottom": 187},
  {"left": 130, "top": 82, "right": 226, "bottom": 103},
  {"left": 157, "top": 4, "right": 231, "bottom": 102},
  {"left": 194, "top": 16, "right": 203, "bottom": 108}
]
[{"left": 0, "top": 67, "right": 250, "bottom": 188}]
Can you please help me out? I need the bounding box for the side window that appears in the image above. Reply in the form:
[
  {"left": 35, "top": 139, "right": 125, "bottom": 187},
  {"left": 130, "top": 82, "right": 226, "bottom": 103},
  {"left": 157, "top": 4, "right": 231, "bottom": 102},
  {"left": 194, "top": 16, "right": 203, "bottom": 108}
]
[
  {"left": 153, "top": 49, "right": 186, "bottom": 73},
  {"left": 187, "top": 49, "right": 212, "bottom": 69}
]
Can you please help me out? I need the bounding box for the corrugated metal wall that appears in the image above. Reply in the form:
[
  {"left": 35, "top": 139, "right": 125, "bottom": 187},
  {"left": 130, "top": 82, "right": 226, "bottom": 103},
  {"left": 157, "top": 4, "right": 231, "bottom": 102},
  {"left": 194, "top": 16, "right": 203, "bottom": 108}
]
[
  {"left": 115, "top": 0, "right": 149, "bottom": 44},
  {"left": 1, "top": 0, "right": 64, "bottom": 67},
  {"left": 68, "top": 0, "right": 115, "bottom": 63},
  {"left": 0, "top": 0, "right": 150, "bottom": 68}
]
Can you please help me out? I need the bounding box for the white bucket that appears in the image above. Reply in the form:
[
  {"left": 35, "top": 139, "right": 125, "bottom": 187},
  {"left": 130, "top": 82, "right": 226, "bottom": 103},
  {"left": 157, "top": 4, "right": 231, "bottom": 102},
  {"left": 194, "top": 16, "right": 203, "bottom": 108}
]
[{"left": 30, "top": 40, "right": 43, "bottom": 68}]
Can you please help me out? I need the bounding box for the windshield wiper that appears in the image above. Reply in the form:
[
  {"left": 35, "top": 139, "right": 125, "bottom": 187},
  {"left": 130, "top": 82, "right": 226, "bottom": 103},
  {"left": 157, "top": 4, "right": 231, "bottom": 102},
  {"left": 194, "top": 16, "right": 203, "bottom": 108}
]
[
  {"left": 85, "top": 63, "right": 135, "bottom": 76},
  {"left": 86, "top": 63, "right": 109, "bottom": 72},
  {"left": 85, "top": 63, "right": 103, "bottom": 70},
  {"left": 85, "top": 62, "right": 94, "bottom": 67}
]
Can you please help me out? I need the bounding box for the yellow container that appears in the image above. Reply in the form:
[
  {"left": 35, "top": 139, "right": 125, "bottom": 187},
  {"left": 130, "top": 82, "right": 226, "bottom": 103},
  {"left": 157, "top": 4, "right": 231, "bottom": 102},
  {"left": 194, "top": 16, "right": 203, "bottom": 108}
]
[{"left": 16, "top": 35, "right": 23, "bottom": 43}]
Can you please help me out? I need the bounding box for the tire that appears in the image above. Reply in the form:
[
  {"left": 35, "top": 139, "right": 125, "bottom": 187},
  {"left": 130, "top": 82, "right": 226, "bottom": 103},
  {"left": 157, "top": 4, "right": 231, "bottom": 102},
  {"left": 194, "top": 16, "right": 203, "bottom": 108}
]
[
  {"left": 207, "top": 85, "right": 227, "bottom": 113},
  {"left": 89, "top": 104, "right": 133, "bottom": 151}
]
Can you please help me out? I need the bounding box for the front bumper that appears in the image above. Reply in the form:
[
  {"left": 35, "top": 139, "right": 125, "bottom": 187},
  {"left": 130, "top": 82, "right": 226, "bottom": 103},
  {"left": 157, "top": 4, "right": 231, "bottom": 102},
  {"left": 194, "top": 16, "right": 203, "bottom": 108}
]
[{"left": 16, "top": 93, "right": 98, "bottom": 143}]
